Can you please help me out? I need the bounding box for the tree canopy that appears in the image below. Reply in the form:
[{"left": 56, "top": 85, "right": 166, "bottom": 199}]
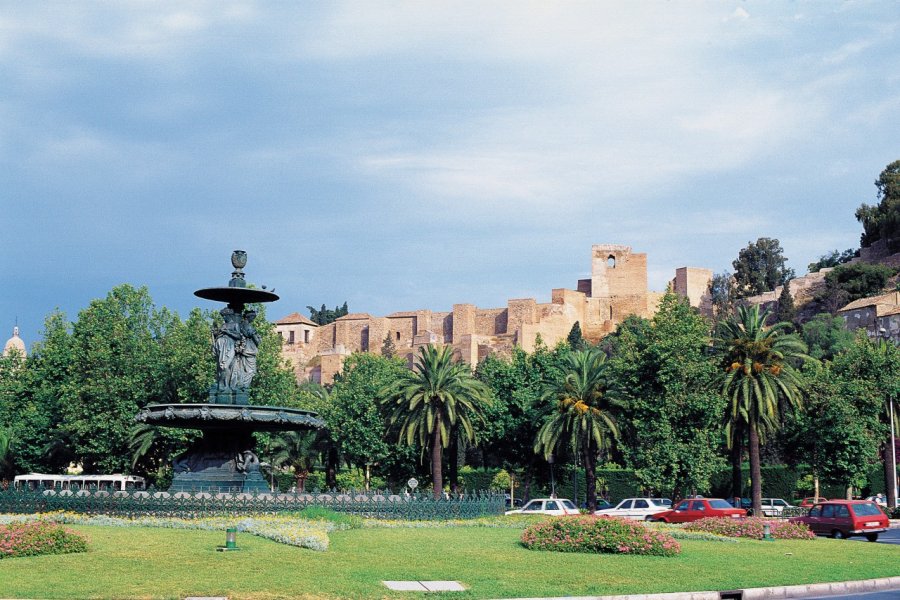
[
  {"left": 856, "top": 159, "right": 900, "bottom": 252},
  {"left": 732, "top": 237, "right": 795, "bottom": 298}
]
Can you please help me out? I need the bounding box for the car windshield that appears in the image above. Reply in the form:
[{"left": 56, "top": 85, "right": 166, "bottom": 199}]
[
  {"left": 561, "top": 500, "right": 577, "bottom": 510},
  {"left": 851, "top": 502, "right": 883, "bottom": 517},
  {"left": 708, "top": 500, "right": 732, "bottom": 509}
]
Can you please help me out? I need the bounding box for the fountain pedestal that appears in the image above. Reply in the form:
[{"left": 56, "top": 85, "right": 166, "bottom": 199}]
[{"left": 134, "top": 252, "right": 325, "bottom": 493}]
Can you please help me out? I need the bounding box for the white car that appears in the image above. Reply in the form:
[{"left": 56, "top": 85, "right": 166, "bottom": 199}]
[
  {"left": 505, "top": 498, "right": 579, "bottom": 516},
  {"left": 759, "top": 498, "right": 792, "bottom": 516},
  {"left": 594, "top": 497, "right": 670, "bottom": 520}
]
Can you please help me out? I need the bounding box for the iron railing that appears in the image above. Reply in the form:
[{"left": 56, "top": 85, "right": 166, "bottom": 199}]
[{"left": 0, "top": 488, "right": 505, "bottom": 520}]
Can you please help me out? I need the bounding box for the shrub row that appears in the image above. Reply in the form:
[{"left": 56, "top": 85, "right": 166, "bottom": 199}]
[
  {"left": 0, "top": 521, "right": 88, "bottom": 559},
  {"left": 521, "top": 516, "right": 681, "bottom": 556},
  {"left": 685, "top": 517, "right": 815, "bottom": 540}
]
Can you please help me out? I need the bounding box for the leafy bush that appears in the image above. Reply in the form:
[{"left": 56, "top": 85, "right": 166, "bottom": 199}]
[
  {"left": 521, "top": 516, "right": 680, "bottom": 556},
  {"left": 0, "top": 521, "right": 88, "bottom": 559},
  {"left": 686, "top": 517, "right": 814, "bottom": 540}
]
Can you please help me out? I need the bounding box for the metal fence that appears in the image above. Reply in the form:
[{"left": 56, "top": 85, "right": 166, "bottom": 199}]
[{"left": 0, "top": 488, "right": 506, "bottom": 520}]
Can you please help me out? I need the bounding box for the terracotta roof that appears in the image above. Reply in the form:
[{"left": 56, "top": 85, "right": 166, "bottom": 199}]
[
  {"left": 275, "top": 312, "right": 317, "bottom": 326},
  {"left": 336, "top": 313, "right": 372, "bottom": 321},
  {"left": 838, "top": 291, "right": 900, "bottom": 313},
  {"left": 879, "top": 305, "right": 900, "bottom": 317},
  {"left": 387, "top": 311, "right": 419, "bottom": 318}
]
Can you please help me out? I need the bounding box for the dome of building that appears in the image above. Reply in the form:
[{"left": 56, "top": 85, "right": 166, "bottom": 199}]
[{"left": 3, "top": 326, "right": 26, "bottom": 357}]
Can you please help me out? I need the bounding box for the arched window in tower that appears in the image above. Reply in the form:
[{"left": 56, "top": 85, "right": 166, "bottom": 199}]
[{"left": 607, "top": 255, "right": 616, "bottom": 268}]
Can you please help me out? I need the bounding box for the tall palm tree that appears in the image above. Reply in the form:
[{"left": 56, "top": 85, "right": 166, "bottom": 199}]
[
  {"left": 535, "top": 348, "right": 619, "bottom": 512},
  {"left": 716, "top": 304, "right": 810, "bottom": 516},
  {"left": 381, "top": 344, "right": 491, "bottom": 499}
]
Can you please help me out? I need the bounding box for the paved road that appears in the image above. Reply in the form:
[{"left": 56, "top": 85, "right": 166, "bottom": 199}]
[{"left": 845, "top": 527, "right": 900, "bottom": 545}]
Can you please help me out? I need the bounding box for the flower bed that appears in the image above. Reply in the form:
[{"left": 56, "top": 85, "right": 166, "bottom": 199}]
[
  {"left": 0, "top": 521, "right": 88, "bottom": 559},
  {"left": 521, "top": 516, "right": 681, "bottom": 556},
  {"left": 686, "top": 517, "right": 815, "bottom": 540}
]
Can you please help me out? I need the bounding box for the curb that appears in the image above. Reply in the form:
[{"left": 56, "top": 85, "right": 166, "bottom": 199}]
[{"left": 497, "top": 575, "right": 900, "bottom": 600}]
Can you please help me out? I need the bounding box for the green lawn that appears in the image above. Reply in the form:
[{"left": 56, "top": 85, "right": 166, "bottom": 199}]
[{"left": 0, "top": 525, "right": 898, "bottom": 599}]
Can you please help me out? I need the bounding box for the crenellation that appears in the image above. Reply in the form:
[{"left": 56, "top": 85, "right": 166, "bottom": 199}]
[{"left": 276, "top": 244, "right": 715, "bottom": 382}]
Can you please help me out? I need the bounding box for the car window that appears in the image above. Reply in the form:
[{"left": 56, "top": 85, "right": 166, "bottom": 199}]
[
  {"left": 617, "top": 500, "right": 632, "bottom": 510},
  {"left": 809, "top": 506, "right": 821, "bottom": 517},
  {"left": 522, "top": 501, "right": 541, "bottom": 512},
  {"left": 545, "top": 501, "right": 559, "bottom": 511},
  {"left": 561, "top": 500, "right": 577, "bottom": 510},
  {"left": 821, "top": 505, "right": 835, "bottom": 518},
  {"left": 708, "top": 499, "right": 732, "bottom": 509},
  {"left": 634, "top": 499, "right": 649, "bottom": 509},
  {"left": 851, "top": 503, "right": 883, "bottom": 517},
  {"left": 836, "top": 505, "right": 850, "bottom": 518},
  {"left": 775, "top": 500, "right": 789, "bottom": 507},
  {"left": 675, "top": 501, "right": 689, "bottom": 511},
  {"left": 690, "top": 500, "right": 705, "bottom": 511}
]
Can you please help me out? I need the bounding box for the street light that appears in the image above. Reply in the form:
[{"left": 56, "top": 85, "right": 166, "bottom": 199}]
[
  {"left": 548, "top": 453, "right": 556, "bottom": 498},
  {"left": 879, "top": 327, "right": 898, "bottom": 505}
]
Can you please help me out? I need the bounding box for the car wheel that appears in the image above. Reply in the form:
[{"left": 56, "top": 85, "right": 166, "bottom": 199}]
[
  {"left": 832, "top": 530, "right": 846, "bottom": 539},
  {"left": 866, "top": 533, "right": 879, "bottom": 542},
  {"left": 645, "top": 515, "right": 655, "bottom": 521}
]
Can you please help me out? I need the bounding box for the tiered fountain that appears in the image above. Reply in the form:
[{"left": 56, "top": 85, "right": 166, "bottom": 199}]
[{"left": 135, "top": 251, "right": 324, "bottom": 492}]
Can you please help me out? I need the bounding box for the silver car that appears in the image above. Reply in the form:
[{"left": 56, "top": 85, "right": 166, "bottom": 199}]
[{"left": 594, "top": 497, "right": 670, "bottom": 520}]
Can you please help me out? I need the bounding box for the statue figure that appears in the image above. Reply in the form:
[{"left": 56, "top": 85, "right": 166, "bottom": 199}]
[
  {"left": 212, "top": 308, "right": 242, "bottom": 396},
  {"left": 232, "top": 310, "right": 261, "bottom": 391},
  {"left": 235, "top": 450, "right": 261, "bottom": 473}
]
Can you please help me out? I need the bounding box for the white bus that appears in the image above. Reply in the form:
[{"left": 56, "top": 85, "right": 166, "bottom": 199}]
[{"left": 13, "top": 473, "right": 146, "bottom": 492}]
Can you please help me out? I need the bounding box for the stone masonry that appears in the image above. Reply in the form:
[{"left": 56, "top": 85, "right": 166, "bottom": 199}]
[{"left": 276, "top": 244, "right": 710, "bottom": 384}]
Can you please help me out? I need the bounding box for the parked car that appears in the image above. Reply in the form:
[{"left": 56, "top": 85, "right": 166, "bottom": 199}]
[
  {"left": 864, "top": 494, "right": 900, "bottom": 508},
  {"left": 726, "top": 497, "right": 752, "bottom": 510},
  {"left": 789, "top": 500, "right": 888, "bottom": 541},
  {"left": 760, "top": 498, "right": 792, "bottom": 516},
  {"left": 798, "top": 497, "right": 827, "bottom": 508},
  {"left": 651, "top": 498, "right": 746, "bottom": 523},
  {"left": 505, "top": 498, "right": 579, "bottom": 516},
  {"left": 595, "top": 499, "right": 614, "bottom": 510},
  {"left": 595, "top": 497, "right": 670, "bottom": 520},
  {"left": 652, "top": 498, "right": 673, "bottom": 507},
  {"left": 504, "top": 495, "right": 523, "bottom": 509}
]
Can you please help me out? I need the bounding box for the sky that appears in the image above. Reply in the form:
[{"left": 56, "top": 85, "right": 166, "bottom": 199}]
[{"left": 2, "top": 1, "right": 899, "bottom": 349}]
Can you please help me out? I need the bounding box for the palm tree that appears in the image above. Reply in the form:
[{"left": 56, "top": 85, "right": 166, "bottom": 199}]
[
  {"left": 534, "top": 348, "right": 619, "bottom": 512},
  {"left": 270, "top": 430, "right": 328, "bottom": 492},
  {"left": 381, "top": 344, "right": 491, "bottom": 499},
  {"left": 716, "top": 304, "right": 810, "bottom": 516}
]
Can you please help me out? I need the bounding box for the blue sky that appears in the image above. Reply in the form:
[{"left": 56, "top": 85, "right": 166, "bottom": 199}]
[{"left": 2, "top": 1, "right": 899, "bottom": 349}]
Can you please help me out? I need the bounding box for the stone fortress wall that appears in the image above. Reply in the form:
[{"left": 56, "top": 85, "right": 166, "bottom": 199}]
[{"left": 276, "top": 244, "right": 713, "bottom": 384}]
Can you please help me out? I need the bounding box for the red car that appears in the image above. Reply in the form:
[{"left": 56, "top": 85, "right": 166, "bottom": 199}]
[
  {"left": 789, "top": 500, "right": 889, "bottom": 542},
  {"left": 652, "top": 498, "right": 746, "bottom": 523},
  {"left": 798, "top": 496, "right": 827, "bottom": 508}
]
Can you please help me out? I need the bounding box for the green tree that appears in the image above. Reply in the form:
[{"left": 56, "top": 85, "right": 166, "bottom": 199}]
[
  {"left": 830, "top": 335, "right": 900, "bottom": 506},
  {"left": 773, "top": 281, "right": 796, "bottom": 327},
  {"left": 708, "top": 272, "right": 737, "bottom": 318},
  {"left": 270, "top": 430, "right": 328, "bottom": 492},
  {"left": 382, "top": 345, "right": 491, "bottom": 499},
  {"left": 534, "top": 348, "right": 620, "bottom": 511},
  {"left": 801, "top": 313, "right": 855, "bottom": 361},
  {"left": 610, "top": 294, "right": 725, "bottom": 499},
  {"left": 566, "top": 322, "right": 586, "bottom": 351},
  {"left": 326, "top": 353, "right": 406, "bottom": 482},
  {"left": 808, "top": 249, "right": 856, "bottom": 273},
  {"left": 856, "top": 160, "right": 900, "bottom": 251},
  {"left": 381, "top": 333, "right": 396, "bottom": 358},
  {"left": 715, "top": 304, "right": 811, "bottom": 515},
  {"left": 306, "top": 302, "right": 349, "bottom": 325},
  {"left": 732, "top": 237, "right": 795, "bottom": 298},
  {"left": 818, "top": 263, "right": 897, "bottom": 310}
]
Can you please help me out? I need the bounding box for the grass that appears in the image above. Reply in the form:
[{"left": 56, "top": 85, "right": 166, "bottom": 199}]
[{"left": 0, "top": 524, "right": 897, "bottom": 599}]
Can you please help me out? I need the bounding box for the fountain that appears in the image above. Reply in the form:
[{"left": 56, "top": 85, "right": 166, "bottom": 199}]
[{"left": 135, "top": 251, "right": 325, "bottom": 493}]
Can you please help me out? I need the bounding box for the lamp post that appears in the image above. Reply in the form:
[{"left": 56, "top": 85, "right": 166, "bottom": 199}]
[
  {"left": 880, "top": 327, "right": 898, "bottom": 506},
  {"left": 548, "top": 453, "right": 556, "bottom": 498}
]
